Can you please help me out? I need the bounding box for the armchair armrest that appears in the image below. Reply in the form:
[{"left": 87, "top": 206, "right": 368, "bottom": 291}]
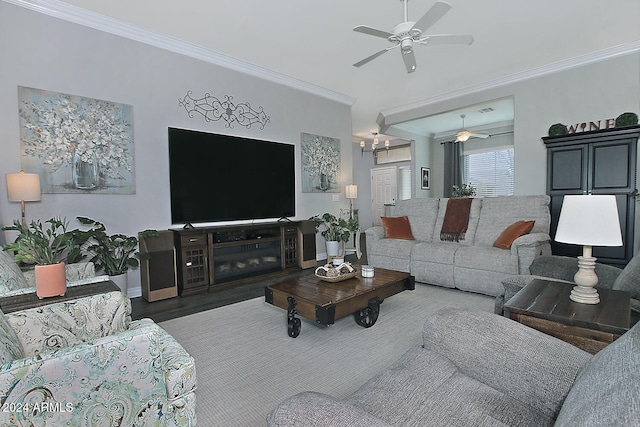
[
  {"left": 267, "top": 391, "right": 393, "bottom": 427},
  {"left": 422, "top": 308, "right": 592, "bottom": 420},
  {"left": 22, "top": 262, "right": 96, "bottom": 288},
  {"left": 5, "top": 291, "right": 130, "bottom": 357},
  {"left": 130, "top": 319, "right": 197, "bottom": 402},
  {"left": 0, "top": 322, "right": 174, "bottom": 426}
]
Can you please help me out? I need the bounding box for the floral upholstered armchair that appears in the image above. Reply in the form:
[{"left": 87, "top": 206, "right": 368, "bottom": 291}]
[{"left": 0, "top": 291, "right": 197, "bottom": 426}]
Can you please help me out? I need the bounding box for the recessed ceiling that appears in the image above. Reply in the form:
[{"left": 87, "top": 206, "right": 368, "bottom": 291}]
[
  {"left": 53, "top": 0, "right": 640, "bottom": 137},
  {"left": 390, "top": 97, "right": 514, "bottom": 138}
]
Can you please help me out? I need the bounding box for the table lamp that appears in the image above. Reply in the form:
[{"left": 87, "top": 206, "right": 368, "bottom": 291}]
[
  {"left": 554, "top": 195, "right": 622, "bottom": 304},
  {"left": 345, "top": 185, "right": 358, "bottom": 219},
  {"left": 6, "top": 170, "right": 41, "bottom": 226}
]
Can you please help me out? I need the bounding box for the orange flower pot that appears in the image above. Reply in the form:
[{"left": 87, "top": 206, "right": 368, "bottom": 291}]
[{"left": 35, "top": 262, "right": 67, "bottom": 299}]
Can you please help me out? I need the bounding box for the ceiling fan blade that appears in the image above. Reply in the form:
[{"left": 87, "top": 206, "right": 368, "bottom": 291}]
[
  {"left": 353, "top": 25, "right": 394, "bottom": 39},
  {"left": 402, "top": 49, "right": 417, "bottom": 73},
  {"left": 353, "top": 48, "right": 390, "bottom": 68},
  {"left": 412, "top": 1, "right": 452, "bottom": 32},
  {"left": 417, "top": 34, "right": 474, "bottom": 45},
  {"left": 472, "top": 133, "right": 489, "bottom": 139}
]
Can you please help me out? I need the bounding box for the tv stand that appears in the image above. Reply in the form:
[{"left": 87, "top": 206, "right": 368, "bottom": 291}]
[{"left": 172, "top": 222, "right": 302, "bottom": 296}]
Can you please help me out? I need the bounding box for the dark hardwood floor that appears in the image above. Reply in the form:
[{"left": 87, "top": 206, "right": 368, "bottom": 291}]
[{"left": 131, "top": 249, "right": 367, "bottom": 323}]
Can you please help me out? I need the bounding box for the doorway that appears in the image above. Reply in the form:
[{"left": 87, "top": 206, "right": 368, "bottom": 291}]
[{"left": 371, "top": 166, "right": 397, "bottom": 225}]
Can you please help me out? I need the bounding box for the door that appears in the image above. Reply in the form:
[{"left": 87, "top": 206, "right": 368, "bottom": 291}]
[{"left": 371, "top": 166, "right": 397, "bottom": 226}]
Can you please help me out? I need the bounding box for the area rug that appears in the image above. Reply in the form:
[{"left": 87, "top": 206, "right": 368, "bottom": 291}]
[{"left": 159, "top": 283, "right": 494, "bottom": 426}]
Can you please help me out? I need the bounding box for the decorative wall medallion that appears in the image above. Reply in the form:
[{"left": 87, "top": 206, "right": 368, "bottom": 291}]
[
  {"left": 301, "top": 133, "right": 340, "bottom": 193},
  {"left": 178, "top": 91, "right": 270, "bottom": 129},
  {"left": 18, "top": 86, "right": 135, "bottom": 194}
]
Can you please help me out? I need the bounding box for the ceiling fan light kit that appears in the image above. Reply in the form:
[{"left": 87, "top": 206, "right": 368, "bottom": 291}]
[
  {"left": 353, "top": 0, "right": 474, "bottom": 73},
  {"left": 455, "top": 114, "right": 489, "bottom": 142}
]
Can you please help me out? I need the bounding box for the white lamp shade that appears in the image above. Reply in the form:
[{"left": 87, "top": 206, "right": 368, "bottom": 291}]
[
  {"left": 345, "top": 185, "right": 358, "bottom": 199},
  {"left": 6, "top": 171, "right": 41, "bottom": 202},
  {"left": 555, "top": 195, "right": 622, "bottom": 246}
]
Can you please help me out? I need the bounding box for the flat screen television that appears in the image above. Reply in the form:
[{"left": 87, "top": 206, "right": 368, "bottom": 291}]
[{"left": 168, "top": 127, "right": 295, "bottom": 225}]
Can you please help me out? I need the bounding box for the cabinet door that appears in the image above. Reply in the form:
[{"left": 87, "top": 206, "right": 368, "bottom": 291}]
[
  {"left": 547, "top": 145, "right": 588, "bottom": 194},
  {"left": 547, "top": 134, "right": 637, "bottom": 266}
]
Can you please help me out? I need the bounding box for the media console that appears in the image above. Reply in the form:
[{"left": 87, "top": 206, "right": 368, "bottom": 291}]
[{"left": 172, "top": 222, "right": 311, "bottom": 296}]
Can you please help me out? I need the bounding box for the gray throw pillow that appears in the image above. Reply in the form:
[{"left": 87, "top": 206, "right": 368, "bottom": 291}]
[{"left": 612, "top": 254, "right": 640, "bottom": 300}]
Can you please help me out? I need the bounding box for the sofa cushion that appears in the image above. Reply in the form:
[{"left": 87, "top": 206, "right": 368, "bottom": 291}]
[
  {"left": 455, "top": 246, "right": 519, "bottom": 275},
  {"left": 0, "top": 309, "right": 23, "bottom": 365},
  {"left": 394, "top": 198, "right": 440, "bottom": 242},
  {"left": 0, "top": 250, "right": 30, "bottom": 294},
  {"left": 475, "top": 195, "right": 550, "bottom": 247},
  {"left": 493, "top": 220, "right": 535, "bottom": 249},
  {"left": 347, "top": 346, "right": 552, "bottom": 427},
  {"left": 381, "top": 216, "right": 414, "bottom": 240},
  {"left": 555, "top": 320, "right": 640, "bottom": 426},
  {"left": 612, "top": 253, "right": 640, "bottom": 300},
  {"left": 411, "top": 242, "right": 459, "bottom": 264},
  {"left": 434, "top": 198, "right": 482, "bottom": 246}
]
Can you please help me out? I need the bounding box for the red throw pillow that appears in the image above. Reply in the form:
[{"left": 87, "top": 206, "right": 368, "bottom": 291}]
[
  {"left": 493, "top": 220, "right": 535, "bottom": 249},
  {"left": 381, "top": 216, "right": 415, "bottom": 240}
]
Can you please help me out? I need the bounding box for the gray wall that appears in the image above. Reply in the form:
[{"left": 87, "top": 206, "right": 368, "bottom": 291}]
[
  {"left": 0, "top": 2, "right": 353, "bottom": 296},
  {"left": 352, "top": 53, "right": 640, "bottom": 249}
]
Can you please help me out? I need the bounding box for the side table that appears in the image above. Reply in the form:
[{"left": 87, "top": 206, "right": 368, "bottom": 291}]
[
  {"left": 0, "top": 280, "right": 120, "bottom": 314},
  {"left": 504, "top": 278, "right": 630, "bottom": 354}
]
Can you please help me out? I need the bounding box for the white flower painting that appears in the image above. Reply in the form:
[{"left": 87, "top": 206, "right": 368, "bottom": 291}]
[
  {"left": 301, "top": 133, "right": 340, "bottom": 193},
  {"left": 18, "top": 87, "right": 135, "bottom": 194}
]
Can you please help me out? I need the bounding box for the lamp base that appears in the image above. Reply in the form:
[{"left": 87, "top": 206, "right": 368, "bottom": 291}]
[{"left": 570, "top": 255, "right": 600, "bottom": 304}]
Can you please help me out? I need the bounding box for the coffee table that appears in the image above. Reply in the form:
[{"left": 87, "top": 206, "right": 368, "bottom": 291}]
[
  {"left": 504, "top": 278, "right": 630, "bottom": 354},
  {"left": 264, "top": 268, "right": 414, "bottom": 338}
]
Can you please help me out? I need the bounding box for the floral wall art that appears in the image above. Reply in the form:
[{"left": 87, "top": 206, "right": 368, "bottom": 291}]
[
  {"left": 301, "top": 132, "right": 340, "bottom": 193},
  {"left": 18, "top": 86, "right": 135, "bottom": 194}
]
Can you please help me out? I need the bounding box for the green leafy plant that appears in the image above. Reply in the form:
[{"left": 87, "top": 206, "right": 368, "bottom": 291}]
[
  {"left": 2, "top": 217, "right": 87, "bottom": 265},
  {"left": 548, "top": 123, "right": 567, "bottom": 136},
  {"left": 76, "top": 217, "right": 157, "bottom": 275},
  {"left": 310, "top": 213, "right": 358, "bottom": 243},
  {"left": 615, "top": 112, "right": 638, "bottom": 128},
  {"left": 452, "top": 183, "right": 477, "bottom": 197}
]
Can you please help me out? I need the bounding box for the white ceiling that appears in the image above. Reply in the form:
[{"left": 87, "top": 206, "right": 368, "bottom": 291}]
[{"left": 52, "top": 0, "right": 640, "bottom": 139}]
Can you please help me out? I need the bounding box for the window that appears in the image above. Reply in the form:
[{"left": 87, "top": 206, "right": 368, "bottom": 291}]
[
  {"left": 398, "top": 166, "right": 412, "bottom": 200},
  {"left": 462, "top": 147, "right": 514, "bottom": 197}
]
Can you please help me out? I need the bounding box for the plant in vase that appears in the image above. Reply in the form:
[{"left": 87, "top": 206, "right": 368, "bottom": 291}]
[
  {"left": 76, "top": 217, "right": 157, "bottom": 293},
  {"left": 452, "top": 183, "right": 477, "bottom": 197},
  {"left": 2, "top": 217, "right": 86, "bottom": 298},
  {"left": 310, "top": 213, "right": 359, "bottom": 258}
]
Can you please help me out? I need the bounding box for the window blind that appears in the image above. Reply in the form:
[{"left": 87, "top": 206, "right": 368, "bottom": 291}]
[{"left": 463, "top": 148, "right": 514, "bottom": 197}]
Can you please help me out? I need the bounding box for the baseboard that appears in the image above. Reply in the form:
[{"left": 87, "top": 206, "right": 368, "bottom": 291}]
[{"left": 127, "top": 285, "right": 142, "bottom": 299}]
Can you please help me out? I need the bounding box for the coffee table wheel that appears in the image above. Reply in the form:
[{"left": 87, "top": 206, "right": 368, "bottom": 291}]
[
  {"left": 288, "top": 317, "right": 301, "bottom": 338},
  {"left": 355, "top": 297, "right": 380, "bottom": 328},
  {"left": 287, "top": 296, "right": 301, "bottom": 338}
]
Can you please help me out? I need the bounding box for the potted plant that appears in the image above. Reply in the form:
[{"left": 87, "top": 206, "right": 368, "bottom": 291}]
[
  {"left": 2, "top": 217, "right": 85, "bottom": 298},
  {"left": 76, "top": 217, "right": 157, "bottom": 293},
  {"left": 452, "top": 183, "right": 477, "bottom": 197},
  {"left": 310, "top": 213, "right": 358, "bottom": 258}
]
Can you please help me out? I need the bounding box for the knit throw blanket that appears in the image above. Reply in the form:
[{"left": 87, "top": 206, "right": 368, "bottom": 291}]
[{"left": 440, "top": 198, "right": 473, "bottom": 242}]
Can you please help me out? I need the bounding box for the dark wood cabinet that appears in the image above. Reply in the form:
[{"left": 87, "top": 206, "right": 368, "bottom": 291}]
[
  {"left": 173, "top": 222, "right": 300, "bottom": 295},
  {"left": 543, "top": 126, "right": 640, "bottom": 266}
]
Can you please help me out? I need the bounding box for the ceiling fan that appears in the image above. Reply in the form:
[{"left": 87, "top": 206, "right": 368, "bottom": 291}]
[
  {"left": 352, "top": 0, "right": 474, "bottom": 73},
  {"left": 456, "top": 114, "right": 489, "bottom": 142}
]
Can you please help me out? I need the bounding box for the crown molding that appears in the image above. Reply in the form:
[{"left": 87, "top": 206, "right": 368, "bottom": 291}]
[
  {"left": 4, "top": 0, "right": 356, "bottom": 106},
  {"left": 380, "top": 41, "right": 640, "bottom": 123}
]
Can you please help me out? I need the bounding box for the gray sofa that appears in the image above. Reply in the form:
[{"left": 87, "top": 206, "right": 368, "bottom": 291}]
[
  {"left": 365, "top": 196, "right": 552, "bottom": 296},
  {"left": 267, "top": 308, "right": 640, "bottom": 426}
]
